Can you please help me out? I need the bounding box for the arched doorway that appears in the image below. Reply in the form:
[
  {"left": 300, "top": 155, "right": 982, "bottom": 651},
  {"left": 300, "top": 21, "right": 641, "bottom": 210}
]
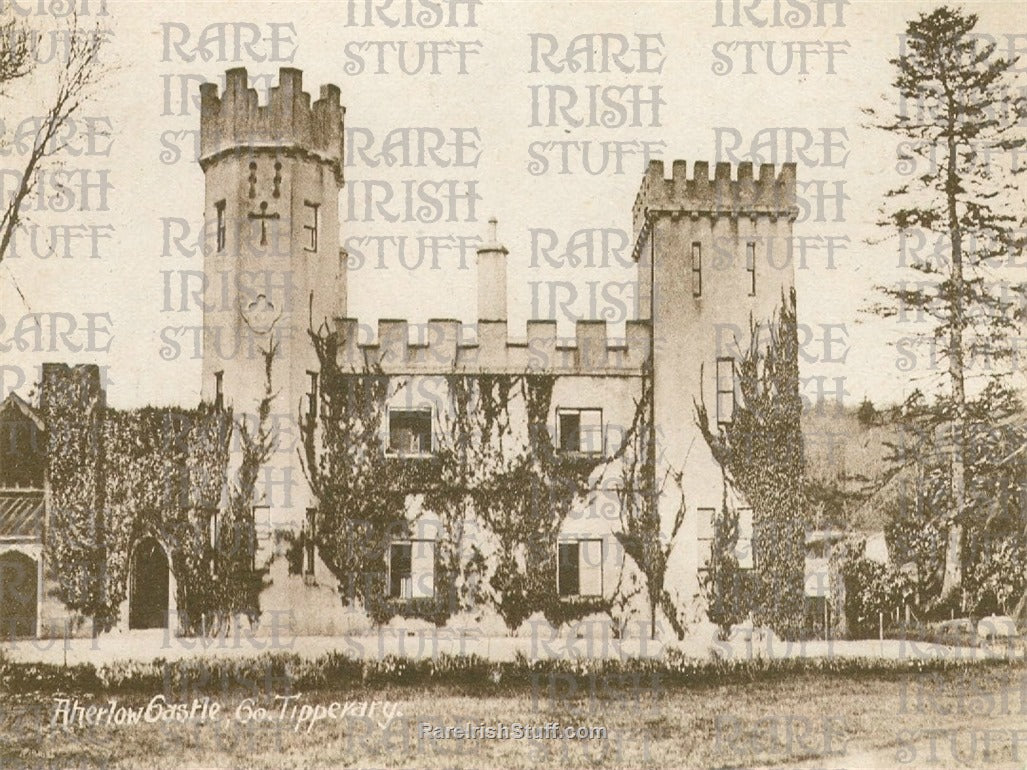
[
  {"left": 129, "top": 538, "right": 169, "bottom": 629},
  {"left": 0, "top": 551, "right": 38, "bottom": 638}
]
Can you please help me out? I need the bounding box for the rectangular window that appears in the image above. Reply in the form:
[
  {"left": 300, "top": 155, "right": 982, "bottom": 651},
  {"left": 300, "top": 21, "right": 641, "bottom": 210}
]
[
  {"left": 736, "top": 507, "right": 754, "bottom": 569},
  {"left": 388, "top": 540, "right": 435, "bottom": 599},
  {"left": 697, "top": 507, "right": 716, "bottom": 573},
  {"left": 746, "top": 242, "right": 756, "bottom": 296},
  {"left": 214, "top": 370, "right": 224, "bottom": 411},
  {"left": 557, "top": 408, "right": 603, "bottom": 454},
  {"left": 215, "top": 200, "right": 226, "bottom": 252},
  {"left": 307, "top": 371, "right": 319, "bottom": 421},
  {"left": 716, "top": 358, "right": 735, "bottom": 426},
  {"left": 388, "top": 408, "right": 433, "bottom": 455},
  {"left": 692, "top": 241, "right": 702, "bottom": 298},
  {"left": 303, "top": 201, "right": 319, "bottom": 252},
  {"left": 304, "top": 508, "right": 316, "bottom": 576},
  {"left": 208, "top": 508, "right": 219, "bottom": 549},
  {"left": 251, "top": 505, "right": 270, "bottom": 571},
  {"left": 558, "top": 539, "right": 603, "bottom": 597}
]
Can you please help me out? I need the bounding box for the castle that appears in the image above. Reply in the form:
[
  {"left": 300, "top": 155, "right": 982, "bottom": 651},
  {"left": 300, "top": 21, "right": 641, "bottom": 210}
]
[{"left": 0, "top": 67, "right": 799, "bottom": 640}]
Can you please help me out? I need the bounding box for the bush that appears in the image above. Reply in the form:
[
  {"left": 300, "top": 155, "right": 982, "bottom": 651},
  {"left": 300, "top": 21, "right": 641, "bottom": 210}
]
[
  {"left": 857, "top": 397, "right": 878, "bottom": 427},
  {"left": 842, "top": 557, "right": 917, "bottom": 638},
  {"left": 965, "top": 537, "right": 1026, "bottom": 616},
  {"left": 1, "top": 648, "right": 1017, "bottom": 696}
]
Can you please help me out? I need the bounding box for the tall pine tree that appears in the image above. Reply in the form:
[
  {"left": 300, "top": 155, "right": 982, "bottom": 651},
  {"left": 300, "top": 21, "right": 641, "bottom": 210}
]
[{"left": 866, "top": 6, "right": 1026, "bottom": 605}]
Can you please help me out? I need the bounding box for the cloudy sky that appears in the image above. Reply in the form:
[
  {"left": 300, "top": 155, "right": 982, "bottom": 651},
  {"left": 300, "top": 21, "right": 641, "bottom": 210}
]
[{"left": 2, "top": 0, "right": 1024, "bottom": 409}]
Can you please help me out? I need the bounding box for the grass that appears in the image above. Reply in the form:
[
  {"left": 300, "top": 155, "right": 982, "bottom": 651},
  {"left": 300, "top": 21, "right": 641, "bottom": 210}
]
[{"left": 3, "top": 655, "right": 1027, "bottom": 768}]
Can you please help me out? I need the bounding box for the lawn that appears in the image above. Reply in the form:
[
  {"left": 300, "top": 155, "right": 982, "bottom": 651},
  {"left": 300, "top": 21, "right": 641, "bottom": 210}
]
[{"left": 3, "top": 662, "right": 1027, "bottom": 769}]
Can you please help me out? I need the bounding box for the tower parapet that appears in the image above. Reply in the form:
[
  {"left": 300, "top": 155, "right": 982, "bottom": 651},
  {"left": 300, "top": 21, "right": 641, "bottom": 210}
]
[
  {"left": 199, "top": 67, "right": 345, "bottom": 184},
  {"left": 632, "top": 160, "right": 797, "bottom": 253}
]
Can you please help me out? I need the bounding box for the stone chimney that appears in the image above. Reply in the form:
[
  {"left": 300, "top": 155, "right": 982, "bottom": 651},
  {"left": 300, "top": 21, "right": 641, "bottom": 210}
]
[{"left": 476, "top": 217, "right": 508, "bottom": 321}]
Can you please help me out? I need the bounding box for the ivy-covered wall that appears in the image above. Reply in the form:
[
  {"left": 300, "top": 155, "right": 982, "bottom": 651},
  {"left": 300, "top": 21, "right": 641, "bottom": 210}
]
[
  {"left": 40, "top": 363, "right": 265, "bottom": 635},
  {"left": 696, "top": 291, "right": 807, "bottom": 640},
  {"left": 298, "top": 328, "right": 672, "bottom": 637}
]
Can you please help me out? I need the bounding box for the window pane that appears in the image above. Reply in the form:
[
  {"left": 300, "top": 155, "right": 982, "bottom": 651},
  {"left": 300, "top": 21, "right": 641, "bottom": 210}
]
[
  {"left": 304, "top": 203, "right": 318, "bottom": 251},
  {"left": 389, "top": 409, "right": 432, "bottom": 454},
  {"left": 716, "top": 359, "right": 735, "bottom": 424},
  {"left": 692, "top": 242, "right": 701, "bottom": 297},
  {"left": 307, "top": 372, "right": 318, "bottom": 420},
  {"left": 410, "top": 541, "right": 435, "bottom": 598},
  {"left": 304, "top": 508, "right": 316, "bottom": 575},
  {"left": 697, "top": 507, "right": 716, "bottom": 541},
  {"left": 390, "top": 543, "right": 412, "bottom": 598},
  {"left": 716, "top": 359, "right": 733, "bottom": 391},
  {"left": 579, "top": 409, "right": 602, "bottom": 453},
  {"left": 559, "top": 412, "right": 580, "bottom": 453},
  {"left": 215, "top": 201, "right": 226, "bottom": 251},
  {"left": 747, "top": 243, "right": 756, "bottom": 295},
  {"left": 697, "top": 539, "right": 713, "bottom": 571},
  {"left": 579, "top": 539, "right": 603, "bottom": 596},
  {"left": 558, "top": 542, "right": 579, "bottom": 596},
  {"left": 717, "top": 392, "right": 734, "bottom": 424}
]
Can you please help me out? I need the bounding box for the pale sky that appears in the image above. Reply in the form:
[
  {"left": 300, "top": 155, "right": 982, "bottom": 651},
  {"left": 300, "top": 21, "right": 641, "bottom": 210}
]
[{"left": 2, "top": 0, "right": 1025, "bottom": 410}]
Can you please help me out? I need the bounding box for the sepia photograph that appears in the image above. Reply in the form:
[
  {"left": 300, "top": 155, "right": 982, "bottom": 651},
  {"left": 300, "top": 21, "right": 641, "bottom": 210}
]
[{"left": 0, "top": 1, "right": 1026, "bottom": 767}]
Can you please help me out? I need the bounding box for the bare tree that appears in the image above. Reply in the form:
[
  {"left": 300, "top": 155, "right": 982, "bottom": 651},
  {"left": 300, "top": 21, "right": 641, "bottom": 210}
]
[
  {"left": 0, "top": 11, "right": 109, "bottom": 265},
  {"left": 0, "top": 15, "right": 32, "bottom": 91}
]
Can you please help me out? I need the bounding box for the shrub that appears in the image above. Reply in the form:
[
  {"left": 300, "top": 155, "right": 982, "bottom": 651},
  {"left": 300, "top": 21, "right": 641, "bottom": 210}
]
[
  {"left": 842, "top": 557, "right": 917, "bottom": 638},
  {"left": 1, "top": 649, "right": 1017, "bottom": 696},
  {"left": 965, "top": 537, "right": 1026, "bottom": 616}
]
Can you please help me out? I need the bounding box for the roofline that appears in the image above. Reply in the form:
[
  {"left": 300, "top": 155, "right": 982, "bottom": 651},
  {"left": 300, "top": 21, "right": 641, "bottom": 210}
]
[{"left": 0, "top": 392, "right": 45, "bottom": 431}]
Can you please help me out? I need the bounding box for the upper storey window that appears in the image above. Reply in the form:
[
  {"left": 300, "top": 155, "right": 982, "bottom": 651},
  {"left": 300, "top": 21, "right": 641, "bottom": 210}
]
[
  {"left": 304, "top": 201, "right": 319, "bottom": 252},
  {"left": 388, "top": 408, "right": 433, "bottom": 456},
  {"left": 692, "top": 241, "right": 702, "bottom": 298},
  {"left": 214, "top": 371, "right": 224, "bottom": 411},
  {"left": 557, "top": 408, "right": 603, "bottom": 455},
  {"left": 215, "top": 200, "right": 226, "bottom": 252},
  {"left": 716, "top": 358, "right": 735, "bottom": 426},
  {"left": 746, "top": 242, "right": 756, "bottom": 297}
]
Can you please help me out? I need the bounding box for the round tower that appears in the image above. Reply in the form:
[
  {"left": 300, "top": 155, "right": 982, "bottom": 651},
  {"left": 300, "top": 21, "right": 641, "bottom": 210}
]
[{"left": 198, "top": 67, "right": 345, "bottom": 529}]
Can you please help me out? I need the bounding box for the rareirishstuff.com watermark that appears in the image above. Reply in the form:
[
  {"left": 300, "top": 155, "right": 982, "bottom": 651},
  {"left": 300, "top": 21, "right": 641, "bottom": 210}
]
[{"left": 419, "top": 721, "right": 608, "bottom": 740}]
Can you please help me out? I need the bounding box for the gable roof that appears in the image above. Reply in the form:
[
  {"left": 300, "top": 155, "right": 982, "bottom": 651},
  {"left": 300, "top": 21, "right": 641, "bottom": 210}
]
[{"left": 0, "top": 392, "right": 45, "bottom": 431}]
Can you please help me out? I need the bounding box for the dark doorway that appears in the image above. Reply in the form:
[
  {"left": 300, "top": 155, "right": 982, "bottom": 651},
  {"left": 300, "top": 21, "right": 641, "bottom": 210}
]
[
  {"left": 129, "top": 538, "right": 169, "bottom": 629},
  {"left": 0, "top": 551, "right": 37, "bottom": 638}
]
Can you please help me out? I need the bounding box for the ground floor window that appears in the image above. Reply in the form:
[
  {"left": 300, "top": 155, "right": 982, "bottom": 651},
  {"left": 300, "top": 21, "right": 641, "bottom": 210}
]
[
  {"left": 304, "top": 508, "right": 316, "bottom": 576},
  {"left": 557, "top": 538, "right": 603, "bottom": 597},
  {"left": 388, "top": 539, "right": 435, "bottom": 599}
]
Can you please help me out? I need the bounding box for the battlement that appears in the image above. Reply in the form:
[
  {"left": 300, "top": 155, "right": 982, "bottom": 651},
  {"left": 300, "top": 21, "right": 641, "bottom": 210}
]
[
  {"left": 329, "top": 318, "right": 650, "bottom": 376},
  {"left": 199, "top": 67, "right": 345, "bottom": 183},
  {"left": 631, "top": 160, "right": 797, "bottom": 245}
]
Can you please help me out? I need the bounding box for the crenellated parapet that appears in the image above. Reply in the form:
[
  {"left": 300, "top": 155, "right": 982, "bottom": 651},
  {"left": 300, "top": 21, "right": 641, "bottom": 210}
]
[
  {"left": 632, "top": 159, "right": 797, "bottom": 249},
  {"left": 199, "top": 67, "right": 345, "bottom": 184},
  {"left": 329, "top": 318, "right": 650, "bottom": 376}
]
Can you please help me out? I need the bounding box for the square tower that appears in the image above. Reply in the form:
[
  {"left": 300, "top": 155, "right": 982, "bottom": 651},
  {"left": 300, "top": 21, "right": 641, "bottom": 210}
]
[{"left": 633, "top": 159, "right": 799, "bottom": 613}]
